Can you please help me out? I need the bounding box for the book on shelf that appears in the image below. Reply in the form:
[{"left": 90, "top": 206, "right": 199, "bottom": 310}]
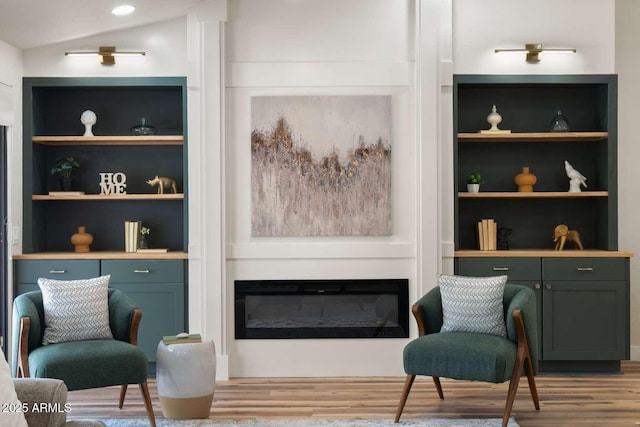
[
  {"left": 124, "top": 220, "right": 140, "bottom": 253},
  {"left": 48, "top": 191, "right": 85, "bottom": 196},
  {"left": 162, "top": 333, "right": 202, "bottom": 345},
  {"left": 136, "top": 248, "right": 169, "bottom": 253},
  {"left": 477, "top": 218, "right": 497, "bottom": 251}
]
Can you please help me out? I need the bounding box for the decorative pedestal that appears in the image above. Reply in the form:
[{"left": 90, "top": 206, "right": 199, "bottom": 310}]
[{"left": 156, "top": 339, "right": 216, "bottom": 419}]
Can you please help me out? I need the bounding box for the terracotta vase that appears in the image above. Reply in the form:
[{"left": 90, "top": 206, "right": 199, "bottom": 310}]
[
  {"left": 71, "top": 226, "right": 93, "bottom": 253},
  {"left": 515, "top": 166, "right": 537, "bottom": 192}
]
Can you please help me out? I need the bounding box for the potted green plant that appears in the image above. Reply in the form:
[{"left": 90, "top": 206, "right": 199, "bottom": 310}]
[
  {"left": 466, "top": 172, "right": 483, "bottom": 193},
  {"left": 51, "top": 156, "right": 80, "bottom": 191}
]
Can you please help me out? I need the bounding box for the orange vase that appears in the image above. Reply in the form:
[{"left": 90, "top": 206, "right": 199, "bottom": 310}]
[
  {"left": 71, "top": 226, "right": 93, "bottom": 253},
  {"left": 515, "top": 166, "right": 537, "bottom": 192}
]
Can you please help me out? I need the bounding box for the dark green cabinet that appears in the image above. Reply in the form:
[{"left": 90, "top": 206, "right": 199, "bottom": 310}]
[
  {"left": 541, "top": 257, "right": 629, "bottom": 363},
  {"left": 453, "top": 75, "right": 630, "bottom": 372},
  {"left": 16, "top": 77, "right": 189, "bottom": 375},
  {"left": 456, "top": 256, "right": 630, "bottom": 372},
  {"left": 14, "top": 258, "right": 186, "bottom": 371}
]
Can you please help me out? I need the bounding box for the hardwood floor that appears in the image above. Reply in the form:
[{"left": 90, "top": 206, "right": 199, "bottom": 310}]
[{"left": 66, "top": 362, "right": 640, "bottom": 426}]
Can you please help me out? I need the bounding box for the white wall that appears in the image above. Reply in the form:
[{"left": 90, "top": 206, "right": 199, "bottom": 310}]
[
  {"left": 453, "top": 0, "right": 615, "bottom": 75},
  {"left": 22, "top": 18, "right": 187, "bottom": 77},
  {"left": 616, "top": 0, "right": 640, "bottom": 359}
]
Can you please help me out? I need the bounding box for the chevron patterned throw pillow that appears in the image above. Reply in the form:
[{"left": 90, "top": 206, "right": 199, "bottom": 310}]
[
  {"left": 438, "top": 274, "right": 508, "bottom": 337},
  {"left": 38, "top": 275, "right": 114, "bottom": 345}
]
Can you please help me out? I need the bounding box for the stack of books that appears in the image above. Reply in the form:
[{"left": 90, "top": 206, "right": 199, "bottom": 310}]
[
  {"left": 477, "top": 218, "right": 497, "bottom": 251},
  {"left": 124, "top": 220, "right": 140, "bottom": 252},
  {"left": 162, "top": 333, "right": 202, "bottom": 345}
]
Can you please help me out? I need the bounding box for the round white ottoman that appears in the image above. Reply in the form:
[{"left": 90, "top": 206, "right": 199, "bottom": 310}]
[{"left": 156, "top": 339, "right": 216, "bottom": 419}]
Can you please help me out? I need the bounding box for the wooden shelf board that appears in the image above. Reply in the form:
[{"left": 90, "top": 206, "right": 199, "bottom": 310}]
[
  {"left": 458, "top": 191, "right": 608, "bottom": 198},
  {"left": 12, "top": 251, "right": 188, "bottom": 260},
  {"left": 32, "top": 135, "right": 183, "bottom": 146},
  {"left": 458, "top": 132, "right": 608, "bottom": 142},
  {"left": 455, "top": 249, "right": 634, "bottom": 258},
  {"left": 33, "top": 194, "right": 184, "bottom": 200}
]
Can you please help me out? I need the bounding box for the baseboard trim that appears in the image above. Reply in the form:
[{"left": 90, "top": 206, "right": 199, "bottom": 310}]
[{"left": 630, "top": 346, "right": 640, "bottom": 361}]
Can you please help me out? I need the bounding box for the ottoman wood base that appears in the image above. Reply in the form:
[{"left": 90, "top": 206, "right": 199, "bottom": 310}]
[{"left": 159, "top": 393, "right": 214, "bottom": 419}]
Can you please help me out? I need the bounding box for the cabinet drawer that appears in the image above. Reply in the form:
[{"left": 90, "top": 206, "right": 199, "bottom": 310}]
[
  {"left": 15, "top": 260, "right": 101, "bottom": 283},
  {"left": 101, "top": 260, "right": 184, "bottom": 283},
  {"left": 542, "top": 258, "right": 627, "bottom": 281},
  {"left": 456, "top": 257, "right": 541, "bottom": 281}
]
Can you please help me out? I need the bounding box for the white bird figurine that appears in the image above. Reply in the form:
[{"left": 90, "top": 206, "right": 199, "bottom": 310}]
[{"left": 564, "top": 160, "right": 587, "bottom": 192}]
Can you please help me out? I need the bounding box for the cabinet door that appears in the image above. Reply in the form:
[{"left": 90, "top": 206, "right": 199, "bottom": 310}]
[
  {"left": 542, "top": 281, "right": 628, "bottom": 360},
  {"left": 102, "top": 260, "right": 186, "bottom": 364},
  {"left": 108, "top": 283, "right": 184, "bottom": 364},
  {"left": 14, "top": 260, "right": 101, "bottom": 294}
]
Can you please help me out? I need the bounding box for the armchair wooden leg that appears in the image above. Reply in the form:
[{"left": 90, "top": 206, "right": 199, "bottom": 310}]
[
  {"left": 139, "top": 382, "right": 156, "bottom": 427},
  {"left": 432, "top": 376, "right": 444, "bottom": 400},
  {"left": 119, "top": 385, "right": 127, "bottom": 409},
  {"left": 524, "top": 354, "right": 540, "bottom": 410},
  {"left": 394, "top": 375, "right": 415, "bottom": 423},
  {"left": 503, "top": 351, "right": 526, "bottom": 427}
]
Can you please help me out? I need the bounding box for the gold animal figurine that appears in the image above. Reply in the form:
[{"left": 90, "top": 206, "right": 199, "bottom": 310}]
[
  {"left": 146, "top": 176, "right": 177, "bottom": 194},
  {"left": 553, "top": 224, "right": 584, "bottom": 251}
]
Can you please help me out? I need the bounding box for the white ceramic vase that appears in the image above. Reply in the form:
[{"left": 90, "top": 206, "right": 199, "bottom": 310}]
[
  {"left": 467, "top": 183, "right": 480, "bottom": 193},
  {"left": 486, "top": 105, "right": 502, "bottom": 131}
]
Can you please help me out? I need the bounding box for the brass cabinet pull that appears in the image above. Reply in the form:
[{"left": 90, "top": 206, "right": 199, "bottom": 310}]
[
  {"left": 534, "top": 283, "right": 541, "bottom": 289},
  {"left": 545, "top": 283, "right": 552, "bottom": 290},
  {"left": 492, "top": 267, "right": 509, "bottom": 271},
  {"left": 576, "top": 267, "right": 593, "bottom": 272},
  {"left": 134, "top": 269, "right": 150, "bottom": 274},
  {"left": 49, "top": 270, "right": 66, "bottom": 274}
]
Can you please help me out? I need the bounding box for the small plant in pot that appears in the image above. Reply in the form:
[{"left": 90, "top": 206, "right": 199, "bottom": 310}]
[
  {"left": 51, "top": 156, "right": 80, "bottom": 191},
  {"left": 466, "top": 173, "right": 483, "bottom": 193}
]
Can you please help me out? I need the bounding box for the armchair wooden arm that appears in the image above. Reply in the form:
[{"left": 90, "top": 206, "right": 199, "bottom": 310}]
[{"left": 128, "top": 308, "right": 142, "bottom": 345}]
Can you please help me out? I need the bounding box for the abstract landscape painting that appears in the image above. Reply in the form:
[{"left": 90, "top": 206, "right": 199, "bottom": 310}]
[{"left": 251, "top": 95, "right": 392, "bottom": 237}]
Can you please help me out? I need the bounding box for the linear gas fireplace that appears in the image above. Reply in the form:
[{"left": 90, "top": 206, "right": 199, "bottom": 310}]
[{"left": 235, "top": 279, "right": 409, "bottom": 339}]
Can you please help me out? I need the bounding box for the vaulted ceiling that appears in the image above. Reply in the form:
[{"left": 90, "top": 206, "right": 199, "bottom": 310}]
[{"left": 0, "top": 0, "right": 203, "bottom": 49}]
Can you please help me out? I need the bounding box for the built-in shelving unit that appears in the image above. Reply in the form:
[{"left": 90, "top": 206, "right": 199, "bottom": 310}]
[
  {"left": 22, "top": 77, "right": 188, "bottom": 255},
  {"left": 454, "top": 75, "right": 617, "bottom": 252},
  {"left": 16, "top": 78, "right": 190, "bottom": 367},
  {"left": 453, "top": 75, "right": 631, "bottom": 372}
]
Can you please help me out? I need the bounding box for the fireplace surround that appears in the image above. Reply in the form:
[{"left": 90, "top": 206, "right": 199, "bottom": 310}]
[{"left": 235, "top": 279, "right": 409, "bottom": 339}]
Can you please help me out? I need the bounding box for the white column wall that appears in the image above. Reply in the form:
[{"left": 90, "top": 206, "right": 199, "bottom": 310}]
[{"left": 224, "top": 0, "right": 444, "bottom": 377}]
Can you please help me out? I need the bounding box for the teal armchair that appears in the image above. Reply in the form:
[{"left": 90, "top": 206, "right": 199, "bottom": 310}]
[
  {"left": 395, "top": 283, "right": 539, "bottom": 427},
  {"left": 12, "top": 289, "right": 156, "bottom": 427}
]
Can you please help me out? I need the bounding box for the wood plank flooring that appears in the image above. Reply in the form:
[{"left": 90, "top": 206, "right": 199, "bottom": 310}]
[{"left": 66, "top": 361, "right": 640, "bottom": 426}]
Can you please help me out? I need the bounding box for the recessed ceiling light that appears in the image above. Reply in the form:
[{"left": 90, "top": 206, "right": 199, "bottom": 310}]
[{"left": 112, "top": 5, "right": 136, "bottom": 16}]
